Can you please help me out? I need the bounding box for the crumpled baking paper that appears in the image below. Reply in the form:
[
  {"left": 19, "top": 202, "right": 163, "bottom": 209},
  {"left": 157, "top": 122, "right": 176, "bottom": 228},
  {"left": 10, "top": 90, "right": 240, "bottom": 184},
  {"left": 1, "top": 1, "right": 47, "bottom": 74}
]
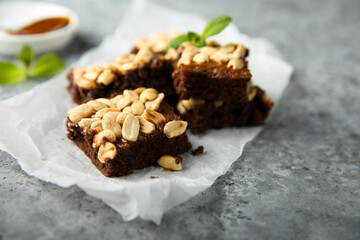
[{"left": 0, "top": 0, "right": 293, "bottom": 225}]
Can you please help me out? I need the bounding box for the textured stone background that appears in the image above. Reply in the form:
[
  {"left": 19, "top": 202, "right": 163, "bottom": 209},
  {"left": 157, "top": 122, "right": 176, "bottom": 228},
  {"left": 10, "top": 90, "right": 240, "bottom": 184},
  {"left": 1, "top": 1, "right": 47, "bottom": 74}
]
[{"left": 0, "top": 0, "right": 359, "bottom": 239}]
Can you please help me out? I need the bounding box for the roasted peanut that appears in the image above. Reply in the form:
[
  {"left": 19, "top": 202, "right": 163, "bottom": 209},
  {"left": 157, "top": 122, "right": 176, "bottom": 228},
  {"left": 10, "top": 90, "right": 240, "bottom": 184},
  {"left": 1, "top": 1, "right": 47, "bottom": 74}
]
[
  {"left": 136, "top": 116, "right": 155, "bottom": 134},
  {"left": 92, "top": 129, "right": 116, "bottom": 148},
  {"left": 98, "top": 142, "right": 117, "bottom": 163},
  {"left": 157, "top": 155, "right": 182, "bottom": 171},
  {"left": 141, "top": 109, "right": 166, "bottom": 126},
  {"left": 131, "top": 100, "right": 145, "bottom": 115},
  {"left": 68, "top": 104, "right": 94, "bottom": 122},
  {"left": 98, "top": 69, "right": 116, "bottom": 86},
  {"left": 139, "top": 88, "right": 158, "bottom": 103},
  {"left": 102, "top": 112, "right": 122, "bottom": 137},
  {"left": 163, "top": 120, "right": 187, "bottom": 138},
  {"left": 122, "top": 115, "right": 140, "bottom": 142},
  {"left": 145, "top": 93, "right": 164, "bottom": 111},
  {"left": 94, "top": 108, "right": 120, "bottom": 118}
]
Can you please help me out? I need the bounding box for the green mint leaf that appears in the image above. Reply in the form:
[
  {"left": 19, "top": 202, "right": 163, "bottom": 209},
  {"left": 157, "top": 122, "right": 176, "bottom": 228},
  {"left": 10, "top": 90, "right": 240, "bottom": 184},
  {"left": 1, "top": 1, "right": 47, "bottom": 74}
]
[
  {"left": 187, "top": 32, "right": 206, "bottom": 48},
  {"left": 28, "top": 53, "right": 64, "bottom": 77},
  {"left": 16, "top": 45, "right": 34, "bottom": 69},
  {"left": 0, "top": 62, "right": 26, "bottom": 85},
  {"left": 202, "top": 15, "right": 232, "bottom": 38},
  {"left": 194, "top": 36, "right": 206, "bottom": 48},
  {"left": 187, "top": 32, "right": 201, "bottom": 42},
  {"left": 167, "top": 34, "right": 189, "bottom": 51}
]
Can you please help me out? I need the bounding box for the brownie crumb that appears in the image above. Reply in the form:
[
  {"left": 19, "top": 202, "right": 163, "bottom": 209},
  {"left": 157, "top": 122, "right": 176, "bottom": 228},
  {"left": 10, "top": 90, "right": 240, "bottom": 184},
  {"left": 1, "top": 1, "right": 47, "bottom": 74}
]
[
  {"left": 150, "top": 176, "right": 159, "bottom": 179},
  {"left": 191, "top": 146, "right": 204, "bottom": 155},
  {"left": 175, "top": 156, "right": 183, "bottom": 164}
]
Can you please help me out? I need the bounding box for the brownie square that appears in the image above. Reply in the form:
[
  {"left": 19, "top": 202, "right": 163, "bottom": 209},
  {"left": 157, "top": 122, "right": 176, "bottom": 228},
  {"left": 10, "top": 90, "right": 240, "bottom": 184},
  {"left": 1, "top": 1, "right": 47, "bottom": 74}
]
[
  {"left": 67, "top": 52, "right": 177, "bottom": 104},
  {"left": 177, "top": 87, "right": 273, "bottom": 134},
  {"left": 66, "top": 88, "right": 192, "bottom": 177},
  {"left": 172, "top": 61, "right": 252, "bottom": 102}
]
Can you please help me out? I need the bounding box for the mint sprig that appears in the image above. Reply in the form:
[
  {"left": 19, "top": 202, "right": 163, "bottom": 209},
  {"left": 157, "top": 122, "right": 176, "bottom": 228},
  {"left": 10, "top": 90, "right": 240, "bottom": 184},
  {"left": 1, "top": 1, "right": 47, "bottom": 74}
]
[
  {"left": 0, "top": 45, "right": 64, "bottom": 85},
  {"left": 167, "top": 15, "right": 232, "bottom": 51}
]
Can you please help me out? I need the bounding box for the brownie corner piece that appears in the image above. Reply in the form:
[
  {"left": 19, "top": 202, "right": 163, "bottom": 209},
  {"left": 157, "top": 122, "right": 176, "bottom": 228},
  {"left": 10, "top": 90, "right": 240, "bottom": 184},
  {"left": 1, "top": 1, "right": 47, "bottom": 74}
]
[
  {"left": 172, "top": 43, "right": 252, "bottom": 103},
  {"left": 66, "top": 88, "right": 192, "bottom": 177}
]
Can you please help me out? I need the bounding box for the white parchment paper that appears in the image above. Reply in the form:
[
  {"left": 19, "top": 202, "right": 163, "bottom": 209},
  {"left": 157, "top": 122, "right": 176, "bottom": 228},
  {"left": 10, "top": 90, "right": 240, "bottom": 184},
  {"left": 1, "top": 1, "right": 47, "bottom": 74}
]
[{"left": 0, "top": 0, "right": 293, "bottom": 224}]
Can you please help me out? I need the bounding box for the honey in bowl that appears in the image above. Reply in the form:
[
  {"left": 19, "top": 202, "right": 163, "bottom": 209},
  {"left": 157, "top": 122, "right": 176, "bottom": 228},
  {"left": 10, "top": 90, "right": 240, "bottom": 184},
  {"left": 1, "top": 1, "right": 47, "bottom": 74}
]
[{"left": 7, "top": 17, "right": 70, "bottom": 35}]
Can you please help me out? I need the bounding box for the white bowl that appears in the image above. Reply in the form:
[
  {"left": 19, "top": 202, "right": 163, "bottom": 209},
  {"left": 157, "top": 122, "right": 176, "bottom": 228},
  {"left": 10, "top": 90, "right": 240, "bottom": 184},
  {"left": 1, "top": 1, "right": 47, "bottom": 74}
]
[{"left": 0, "top": 1, "right": 79, "bottom": 55}]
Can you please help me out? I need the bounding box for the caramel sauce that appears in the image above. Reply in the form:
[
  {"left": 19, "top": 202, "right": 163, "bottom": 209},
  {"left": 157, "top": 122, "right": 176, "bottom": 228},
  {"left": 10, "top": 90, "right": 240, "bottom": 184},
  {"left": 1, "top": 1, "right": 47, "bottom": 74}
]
[{"left": 7, "top": 17, "right": 69, "bottom": 35}]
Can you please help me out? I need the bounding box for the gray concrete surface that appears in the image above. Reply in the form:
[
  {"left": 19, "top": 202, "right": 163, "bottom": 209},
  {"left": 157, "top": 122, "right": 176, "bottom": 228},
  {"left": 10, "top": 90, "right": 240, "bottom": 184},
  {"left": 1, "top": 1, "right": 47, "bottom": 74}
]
[{"left": 1, "top": 0, "right": 360, "bottom": 239}]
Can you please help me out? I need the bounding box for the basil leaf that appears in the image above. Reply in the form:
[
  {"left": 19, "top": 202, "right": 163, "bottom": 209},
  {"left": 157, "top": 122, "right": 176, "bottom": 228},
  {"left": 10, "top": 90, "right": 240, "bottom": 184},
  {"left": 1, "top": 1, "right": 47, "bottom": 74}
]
[
  {"left": 0, "top": 62, "right": 25, "bottom": 85},
  {"left": 167, "top": 34, "right": 189, "bottom": 51},
  {"left": 28, "top": 53, "right": 64, "bottom": 77},
  {"left": 16, "top": 45, "right": 34, "bottom": 69},
  {"left": 202, "top": 15, "right": 232, "bottom": 38}
]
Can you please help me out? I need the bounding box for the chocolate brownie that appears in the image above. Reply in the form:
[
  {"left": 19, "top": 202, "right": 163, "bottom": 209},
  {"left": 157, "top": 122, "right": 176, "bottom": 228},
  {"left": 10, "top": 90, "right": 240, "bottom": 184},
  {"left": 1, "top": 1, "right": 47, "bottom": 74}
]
[
  {"left": 176, "top": 87, "right": 273, "bottom": 134},
  {"left": 66, "top": 88, "right": 192, "bottom": 177},
  {"left": 67, "top": 32, "right": 273, "bottom": 134},
  {"left": 172, "top": 43, "right": 251, "bottom": 102},
  {"left": 67, "top": 52, "right": 177, "bottom": 104}
]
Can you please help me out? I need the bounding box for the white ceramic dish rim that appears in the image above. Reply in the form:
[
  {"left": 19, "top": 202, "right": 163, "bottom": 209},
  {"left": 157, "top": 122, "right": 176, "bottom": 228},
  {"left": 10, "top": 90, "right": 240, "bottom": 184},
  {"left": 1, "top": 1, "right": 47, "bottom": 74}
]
[{"left": 0, "top": 1, "right": 79, "bottom": 43}]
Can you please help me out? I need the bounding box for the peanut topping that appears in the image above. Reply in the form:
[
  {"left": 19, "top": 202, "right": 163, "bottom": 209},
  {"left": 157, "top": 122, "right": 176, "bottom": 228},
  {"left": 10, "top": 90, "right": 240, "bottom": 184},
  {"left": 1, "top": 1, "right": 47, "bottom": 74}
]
[
  {"left": 163, "top": 120, "right": 188, "bottom": 138},
  {"left": 87, "top": 100, "right": 108, "bottom": 112},
  {"left": 90, "top": 120, "right": 103, "bottom": 133},
  {"left": 94, "top": 108, "right": 120, "bottom": 118},
  {"left": 98, "top": 69, "right": 116, "bottom": 86},
  {"left": 68, "top": 104, "right": 93, "bottom": 122},
  {"left": 139, "top": 88, "right": 158, "bottom": 103},
  {"left": 134, "top": 47, "right": 153, "bottom": 64},
  {"left": 165, "top": 48, "right": 179, "bottom": 60},
  {"left": 78, "top": 118, "right": 101, "bottom": 129},
  {"left": 199, "top": 46, "right": 217, "bottom": 56},
  {"left": 102, "top": 112, "right": 122, "bottom": 137},
  {"left": 193, "top": 53, "right": 209, "bottom": 64},
  {"left": 210, "top": 50, "right": 228, "bottom": 62},
  {"left": 141, "top": 109, "right": 166, "bottom": 126},
  {"left": 248, "top": 87, "right": 257, "bottom": 101},
  {"left": 76, "top": 78, "right": 97, "bottom": 90},
  {"left": 123, "top": 90, "right": 139, "bottom": 101},
  {"left": 97, "top": 98, "right": 116, "bottom": 108},
  {"left": 224, "top": 43, "right": 237, "bottom": 53},
  {"left": 145, "top": 93, "right": 164, "bottom": 111},
  {"left": 116, "top": 54, "right": 135, "bottom": 64},
  {"left": 122, "top": 106, "right": 133, "bottom": 114},
  {"left": 116, "top": 96, "right": 133, "bottom": 110},
  {"left": 232, "top": 44, "right": 246, "bottom": 58},
  {"left": 136, "top": 116, "right": 155, "bottom": 134},
  {"left": 133, "top": 87, "right": 146, "bottom": 95},
  {"left": 116, "top": 112, "right": 130, "bottom": 125},
  {"left": 214, "top": 100, "right": 224, "bottom": 108},
  {"left": 67, "top": 88, "right": 189, "bottom": 154},
  {"left": 122, "top": 115, "right": 140, "bottom": 142},
  {"left": 178, "top": 46, "right": 198, "bottom": 66},
  {"left": 176, "top": 102, "right": 187, "bottom": 115},
  {"left": 227, "top": 58, "right": 244, "bottom": 70},
  {"left": 93, "top": 129, "right": 116, "bottom": 148},
  {"left": 83, "top": 71, "right": 99, "bottom": 81},
  {"left": 98, "top": 142, "right": 117, "bottom": 163},
  {"left": 157, "top": 155, "right": 182, "bottom": 171},
  {"left": 118, "top": 62, "right": 137, "bottom": 72},
  {"left": 131, "top": 100, "right": 145, "bottom": 115}
]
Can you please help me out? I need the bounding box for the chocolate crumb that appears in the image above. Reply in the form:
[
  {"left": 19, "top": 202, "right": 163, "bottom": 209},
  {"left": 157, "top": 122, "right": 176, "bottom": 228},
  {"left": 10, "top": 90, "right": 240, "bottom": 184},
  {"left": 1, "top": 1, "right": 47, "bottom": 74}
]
[
  {"left": 151, "top": 176, "right": 159, "bottom": 179},
  {"left": 191, "top": 146, "right": 204, "bottom": 155},
  {"left": 175, "top": 156, "right": 183, "bottom": 164}
]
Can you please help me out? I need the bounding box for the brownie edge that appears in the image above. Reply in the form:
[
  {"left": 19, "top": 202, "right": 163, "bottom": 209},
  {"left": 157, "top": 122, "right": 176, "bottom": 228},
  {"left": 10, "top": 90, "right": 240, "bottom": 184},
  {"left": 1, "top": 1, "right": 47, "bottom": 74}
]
[{"left": 66, "top": 88, "right": 192, "bottom": 177}]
